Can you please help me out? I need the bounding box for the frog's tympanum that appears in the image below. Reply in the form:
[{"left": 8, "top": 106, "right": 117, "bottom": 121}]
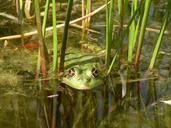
[{"left": 61, "top": 48, "right": 103, "bottom": 90}]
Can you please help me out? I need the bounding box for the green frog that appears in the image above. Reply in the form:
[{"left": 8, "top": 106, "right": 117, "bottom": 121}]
[{"left": 61, "top": 45, "right": 105, "bottom": 90}]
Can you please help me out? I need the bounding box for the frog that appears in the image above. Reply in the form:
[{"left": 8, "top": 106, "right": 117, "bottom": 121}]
[{"left": 61, "top": 46, "right": 104, "bottom": 90}]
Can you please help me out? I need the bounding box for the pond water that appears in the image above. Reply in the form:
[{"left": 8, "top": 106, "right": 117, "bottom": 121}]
[{"left": 0, "top": 0, "right": 171, "bottom": 128}]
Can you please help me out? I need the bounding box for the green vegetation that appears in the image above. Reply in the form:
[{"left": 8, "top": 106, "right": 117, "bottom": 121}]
[
  {"left": 52, "top": 0, "right": 58, "bottom": 72},
  {"left": 0, "top": 0, "right": 170, "bottom": 128},
  {"left": 59, "top": 0, "right": 73, "bottom": 73},
  {"left": 105, "top": 0, "right": 114, "bottom": 69},
  {"left": 1, "top": 1, "right": 168, "bottom": 74},
  {"left": 149, "top": 9, "right": 169, "bottom": 70},
  {"left": 134, "top": 0, "right": 152, "bottom": 68},
  {"left": 34, "top": 0, "right": 49, "bottom": 78}
]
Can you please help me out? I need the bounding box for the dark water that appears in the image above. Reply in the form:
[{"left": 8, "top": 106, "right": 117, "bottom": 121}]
[
  {"left": 0, "top": 77, "right": 171, "bottom": 128},
  {"left": 0, "top": 0, "right": 171, "bottom": 128}
]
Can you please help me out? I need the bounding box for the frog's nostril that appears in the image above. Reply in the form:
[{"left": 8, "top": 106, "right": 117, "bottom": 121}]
[{"left": 85, "top": 78, "right": 91, "bottom": 83}]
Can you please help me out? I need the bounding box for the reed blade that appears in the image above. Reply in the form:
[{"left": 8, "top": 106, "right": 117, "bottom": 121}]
[
  {"left": 149, "top": 10, "right": 169, "bottom": 70},
  {"left": 52, "top": 0, "right": 58, "bottom": 72},
  {"left": 59, "top": 0, "right": 73, "bottom": 72},
  {"left": 134, "top": 0, "right": 152, "bottom": 69},
  {"left": 34, "top": 0, "right": 48, "bottom": 78},
  {"left": 105, "top": 0, "right": 114, "bottom": 68}
]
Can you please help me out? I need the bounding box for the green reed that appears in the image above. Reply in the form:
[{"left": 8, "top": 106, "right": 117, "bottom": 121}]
[
  {"left": 105, "top": 0, "right": 114, "bottom": 68},
  {"left": 81, "top": 0, "right": 92, "bottom": 39},
  {"left": 50, "top": 1, "right": 59, "bottom": 127},
  {"left": 149, "top": 10, "right": 169, "bottom": 70},
  {"left": 85, "top": 0, "right": 91, "bottom": 29},
  {"left": 82, "top": 0, "right": 85, "bottom": 34},
  {"left": 34, "top": 0, "right": 49, "bottom": 78},
  {"left": 105, "top": 0, "right": 109, "bottom": 68},
  {"left": 118, "top": 0, "right": 124, "bottom": 34},
  {"left": 16, "top": 0, "right": 24, "bottom": 44},
  {"left": 107, "top": 51, "right": 118, "bottom": 75},
  {"left": 59, "top": 0, "right": 73, "bottom": 72},
  {"left": 52, "top": 0, "right": 58, "bottom": 72},
  {"left": 16, "top": 0, "right": 23, "bottom": 25},
  {"left": 14, "top": 0, "right": 170, "bottom": 77},
  {"left": 128, "top": 0, "right": 138, "bottom": 63},
  {"left": 35, "top": 0, "right": 50, "bottom": 78},
  {"left": 134, "top": 0, "right": 152, "bottom": 68},
  {"left": 117, "top": 0, "right": 125, "bottom": 65},
  {"left": 42, "top": 0, "right": 50, "bottom": 36}
]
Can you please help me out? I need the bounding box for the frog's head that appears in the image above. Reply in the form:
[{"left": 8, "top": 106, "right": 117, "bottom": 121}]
[{"left": 62, "top": 63, "right": 103, "bottom": 90}]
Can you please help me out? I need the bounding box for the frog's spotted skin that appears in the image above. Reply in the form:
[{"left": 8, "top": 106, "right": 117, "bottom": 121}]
[{"left": 61, "top": 48, "right": 103, "bottom": 90}]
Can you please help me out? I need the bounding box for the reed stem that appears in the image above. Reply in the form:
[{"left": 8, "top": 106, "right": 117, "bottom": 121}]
[
  {"left": 148, "top": 10, "right": 168, "bottom": 70},
  {"left": 59, "top": 0, "right": 73, "bottom": 72},
  {"left": 34, "top": 0, "right": 48, "bottom": 78},
  {"left": 128, "top": 0, "right": 138, "bottom": 62},
  {"left": 105, "top": 0, "right": 114, "bottom": 68},
  {"left": 82, "top": 0, "right": 85, "bottom": 33},
  {"left": 52, "top": 0, "right": 58, "bottom": 72},
  {"left": 42, "top": 0, "right": 50, "bottom": 36},
  {"left": 134, "top": 0, "right": 152, "bottom": 69}
]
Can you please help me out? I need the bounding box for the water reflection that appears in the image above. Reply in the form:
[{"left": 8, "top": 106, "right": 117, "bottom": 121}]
[
  {"left": 0, "top": 74, "right": 170, "bottom": 128},
  {"left": 0, "top": 82, "right": 47, "bottom": 128},
  {"left": 55, "top": 75, "right": 171, "bottom": 128}
]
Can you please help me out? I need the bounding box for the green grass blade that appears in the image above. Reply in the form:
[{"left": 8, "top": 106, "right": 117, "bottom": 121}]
[
  {"left": 118, "top": 0, "right": 122, "bottom": 16},
  {"left": 59, "top": 0, "right": 73, "bottom": 72},
  {"left": 105, "top": 0, "right": 109, "bottom": 68},
  {"left": 42, "top": 0, "right": 50, "bottom": 36},
  {"left": 105, "top": 0, "right": 114, "bottom": 68},
  {"left": 52, "top": 0, "right": 58, "bottom": 72},
  {"left": 128, "top": 0, "right": 137, "bottom": 62},
  {"left": 108, "top": 0, "right": 114, "bottom": 42},
  {"left": 107, "top": 51, "right": 118, "bottom": 76},
  {"left": 148, "top": 10, "right": 169, "bottom": 70},
  {"left": 34, "top": 0, "right": 48, "bottom": 77},
  {"left": 85, "top": 0, "right": 91, "bottom": 29},
  {"left": 134, "top": 0, "right": 152, "bottom": 68}
]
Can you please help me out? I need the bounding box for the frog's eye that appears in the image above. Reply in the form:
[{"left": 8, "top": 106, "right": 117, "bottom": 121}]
[
  {"left": 92, "top": 68, "right": 99, "bottom": 78},
  {"left": 68, "top": 68, "right": 75, "bottom": 77}
]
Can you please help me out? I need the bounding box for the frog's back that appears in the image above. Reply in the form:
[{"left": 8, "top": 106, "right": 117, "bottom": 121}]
[{"left": 64, "top": 47, "right": 100, "bottom": 69}]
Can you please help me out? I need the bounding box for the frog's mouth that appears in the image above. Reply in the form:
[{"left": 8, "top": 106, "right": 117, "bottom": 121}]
[
  {"left": 63, "top": 80, "right": 91, "bottom": 90},
  {"left": 62, "top": 77, "right": 97, "bottom": 90},
  {"left": 76, "top": 84, "right": 90, "bottom": 90}
]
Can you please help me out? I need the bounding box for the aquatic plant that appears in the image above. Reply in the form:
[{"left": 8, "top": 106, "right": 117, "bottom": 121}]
[
  {"left": 128, "top": 0, "right": 139, "bottom": 63},
  {"left": 0, "top": 1, "right": 170, "bottom": 128},
  {"left": 34, "top": 0, "right": 49, "bottom": 78},
  {"left": 59, "top": 0, "right": 73, "bottom": 72},
  {"left": 52, "top": 0, "right": 58, "bottom": 72},
  {"left": 0, "top": 1, "right": 170, "bottom": 86},
  {"left": 149, "top": 9, "right": 169, "bottom": 70},
  {"left": 134, "top": 0, "right": 152, "bottom": 69},
  {"left": 105, "top": 0, "right": 114, "bottom": 68}
]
